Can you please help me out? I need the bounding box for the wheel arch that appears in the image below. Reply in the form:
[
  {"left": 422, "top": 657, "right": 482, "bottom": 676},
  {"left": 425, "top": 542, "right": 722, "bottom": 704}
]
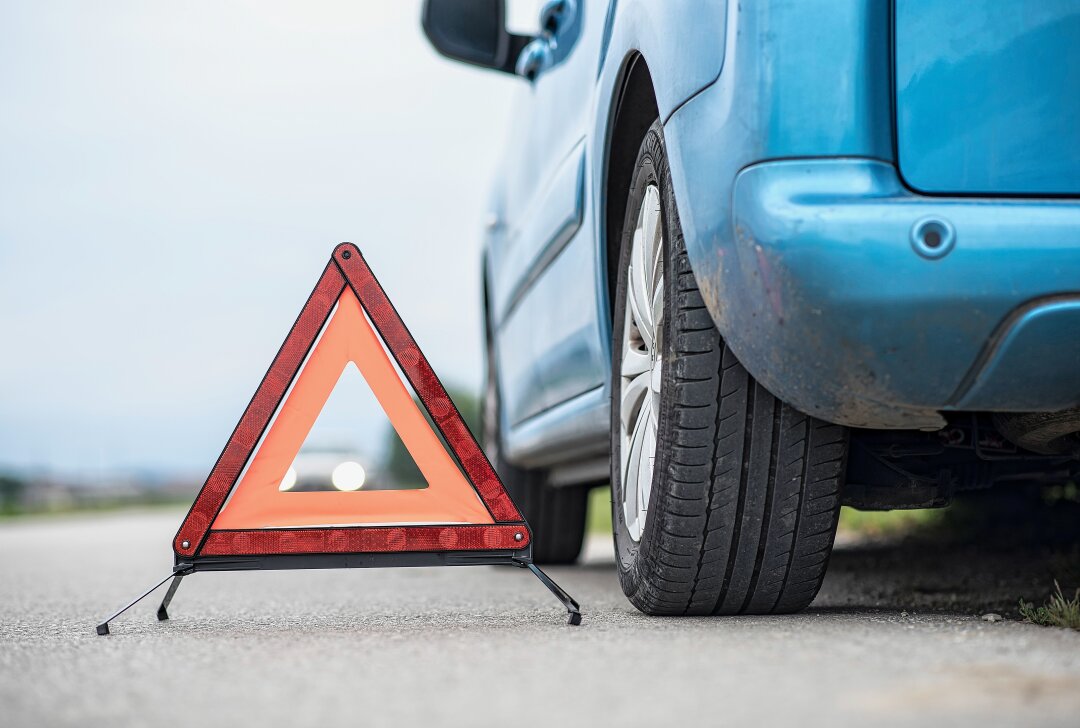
[{"left": 602, "top": 52, "right": 660, "bottom": 325}]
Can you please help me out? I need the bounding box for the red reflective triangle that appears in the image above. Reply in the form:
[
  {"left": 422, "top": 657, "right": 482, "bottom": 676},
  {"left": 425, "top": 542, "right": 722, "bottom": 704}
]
[
  {"left": 211, "top": 290, "right": 493, "bottom": 529},
  {"left": 173, "top": 244, "right": 527, "bottom": 557}
]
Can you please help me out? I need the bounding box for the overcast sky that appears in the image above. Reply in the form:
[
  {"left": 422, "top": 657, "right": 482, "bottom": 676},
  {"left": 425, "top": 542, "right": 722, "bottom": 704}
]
[{"left": 0, "top": 1, "right": 528, "bottom": 478}]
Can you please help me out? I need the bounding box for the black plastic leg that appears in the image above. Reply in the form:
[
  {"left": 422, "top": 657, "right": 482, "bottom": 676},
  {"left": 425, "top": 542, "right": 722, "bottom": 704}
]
[
  {"left": 95, "top": 573, "right": 175, "bottom": 636},
  {"left": 525, "top": 562, "right": 582, "bottom": 625},
  {"left": 156, "top": 575, "right": 185, "bottom": 621}
]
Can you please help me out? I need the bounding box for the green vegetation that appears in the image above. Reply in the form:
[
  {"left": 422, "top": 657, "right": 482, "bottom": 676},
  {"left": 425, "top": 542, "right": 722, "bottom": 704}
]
[
  {"left": 587, "top": 486, "right": 613, "bottom": 534},
  {"left": 585, "top": 488, "right": 945, "bottom": 539},
  {"left": 837, "top": 506, "right": 945, "bottom": 538},
  {"left": 1019, "top": 582, "right": 1080, "bottom": 631},
  {"left": 383, "top": 385, "right": 481, "bottom": 488},
  {"left": 0, "top": 474, "right": 26, "bottom": 516},
  {"left": 0, "top": 495, "right": 192, "bottom": 521},
  {"left": 587, "top": 489, "right": 954, "bottom": 539},
  {"left": 1042, "top": 480, "right": 1080, "bottom": 505},
  {"left": 0, "top": 467, "right": 197, "bottom": 520}
]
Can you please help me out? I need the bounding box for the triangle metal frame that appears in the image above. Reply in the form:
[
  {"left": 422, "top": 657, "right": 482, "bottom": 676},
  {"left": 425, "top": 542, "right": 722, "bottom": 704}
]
[{"left": 95, "top": 243, "right": 581, "bottom": 634}]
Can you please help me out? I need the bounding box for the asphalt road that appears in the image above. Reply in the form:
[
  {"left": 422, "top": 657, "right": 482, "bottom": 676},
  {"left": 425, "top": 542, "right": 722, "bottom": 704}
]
[{"left": 2, "top": 507, "right": 1079, "bottom": 727}]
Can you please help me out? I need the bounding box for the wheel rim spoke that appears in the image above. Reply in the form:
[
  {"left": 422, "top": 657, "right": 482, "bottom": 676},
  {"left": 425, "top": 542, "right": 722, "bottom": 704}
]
[
  {"left": 621, "top": 369, "right": 650, "bottom": 434},
  {"left": 621, "top": 404, "right": 641, "bottom": 534},
  {"left": 651, "top": 274, "right": 664, "bottom": 345},
  {"left": 628, "top": 234, "right": 654, "bottom": 350},
  {"left": 638, "top": 402, "right": 656, "bottom": 519},
  {"left": 621, "top": 336, "right": 651, "bottom": 379},
  {"left": 619, "top": 183, "right": 664, "bottom": 543}
]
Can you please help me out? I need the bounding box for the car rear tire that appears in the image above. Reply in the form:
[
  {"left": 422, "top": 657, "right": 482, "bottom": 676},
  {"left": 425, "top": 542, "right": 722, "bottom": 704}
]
[
  {"left": 610, "top": 121, "right": 849, "bottom": 615},
  {"left": 482, "top": 304, "right": 588, "bottom": 565},
  {"left": 498, "top": 465, "right": 588, "bottom": 565}
]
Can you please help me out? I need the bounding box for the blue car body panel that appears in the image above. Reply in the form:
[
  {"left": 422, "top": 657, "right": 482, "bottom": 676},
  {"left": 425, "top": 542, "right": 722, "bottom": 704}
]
[
  {"left": 595, "top": 0, "right": 728, "bottom": 121},
  {"left": 955, "top": 298, "right": 1080, "bottom": 411},
  {"left": 480, "top": 0, "right": 1080, "bottom": 469},
  {"left": 895, "top": 0, "right": 1080, "bottom": 195},
  {"left": 728, "top": 159, "right": 1080, "bottom": 428}
]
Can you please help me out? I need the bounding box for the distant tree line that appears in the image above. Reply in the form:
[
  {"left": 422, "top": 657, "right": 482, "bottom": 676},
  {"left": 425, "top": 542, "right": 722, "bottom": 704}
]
[{"left": 383, "top": 386, "right": 480, "bottom": 488}]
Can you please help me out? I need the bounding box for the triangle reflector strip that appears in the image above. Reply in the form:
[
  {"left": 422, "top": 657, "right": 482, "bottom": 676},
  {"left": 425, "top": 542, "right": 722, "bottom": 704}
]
[{"left": 173, "top": 244, "right": 528, "bottom": 558}]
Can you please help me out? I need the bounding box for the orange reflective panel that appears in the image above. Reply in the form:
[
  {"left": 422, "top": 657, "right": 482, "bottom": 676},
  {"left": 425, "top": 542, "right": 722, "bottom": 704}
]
[{"left": 212, "top": 290, "right": 493, "bottom": 529}]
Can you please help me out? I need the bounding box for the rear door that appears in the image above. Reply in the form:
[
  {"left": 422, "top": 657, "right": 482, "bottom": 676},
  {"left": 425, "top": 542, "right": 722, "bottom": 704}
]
[{"left": 895, "top": 0, "right": 1080, "bottom": 195}]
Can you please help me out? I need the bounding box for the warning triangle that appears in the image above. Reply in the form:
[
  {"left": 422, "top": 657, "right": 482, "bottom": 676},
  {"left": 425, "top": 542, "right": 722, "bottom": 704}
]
[{"left": 173, "top": 244, "right": 528, "bottom": 558}]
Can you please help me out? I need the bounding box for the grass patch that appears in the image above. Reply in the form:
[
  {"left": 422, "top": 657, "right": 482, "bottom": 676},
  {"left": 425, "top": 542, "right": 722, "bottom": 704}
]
[
  {"left": 586, "top": 489, "right": 948, "bottom": 540},
  {"left": 587, "top": 486, "right": 613, "bottom": 535},
  {"left": 584, "top": 484, "right": 1078, "bottom": 551},
  {"left": 0, "top": 495, "right": 193, "bottom": 521},
  {"left": 837, "top": 506, "right": 945, "bottom": 539},
  {"left": 1019, "top": 582, "right": 1080, "bottom": 630}
]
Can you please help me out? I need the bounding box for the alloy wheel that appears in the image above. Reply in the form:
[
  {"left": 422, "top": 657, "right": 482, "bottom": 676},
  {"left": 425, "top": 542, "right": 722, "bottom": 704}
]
[{"left": 618, "top": 184, "right": 664, "bottom": 542}]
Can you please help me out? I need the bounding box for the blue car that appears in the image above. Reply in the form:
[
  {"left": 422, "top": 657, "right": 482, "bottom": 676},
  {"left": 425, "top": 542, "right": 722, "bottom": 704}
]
[{"left": 423, "top": 0, "right": 1080, "bottom": 615}]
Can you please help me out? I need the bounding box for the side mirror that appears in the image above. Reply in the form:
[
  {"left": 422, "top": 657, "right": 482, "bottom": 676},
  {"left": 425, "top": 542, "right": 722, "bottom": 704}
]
[{"left": 422, "top": 0, "right": 531, "bottom": 75}]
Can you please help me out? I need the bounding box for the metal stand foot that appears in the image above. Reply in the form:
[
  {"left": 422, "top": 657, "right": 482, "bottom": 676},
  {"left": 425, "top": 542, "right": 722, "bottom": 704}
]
[
  {"left": 525, "top": 562, "right": 582, "bottom": 625},
  {"left": 95, "top": 573, "right": 175, "bottom": 636},
  {"left": 156, "top": 575, "right": 185, "bottom": 621}
]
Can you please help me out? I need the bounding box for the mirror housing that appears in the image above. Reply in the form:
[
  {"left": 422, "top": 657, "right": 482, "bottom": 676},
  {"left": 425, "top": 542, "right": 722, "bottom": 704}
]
[{"left": 422, "top": 0, "right": 531, "bottom": 75}]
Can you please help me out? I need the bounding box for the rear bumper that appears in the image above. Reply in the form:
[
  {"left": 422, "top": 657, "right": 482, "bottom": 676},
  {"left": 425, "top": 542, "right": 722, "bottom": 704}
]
[{"left": 724, "top": 159, "right": 1080, "bottom": 429}]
